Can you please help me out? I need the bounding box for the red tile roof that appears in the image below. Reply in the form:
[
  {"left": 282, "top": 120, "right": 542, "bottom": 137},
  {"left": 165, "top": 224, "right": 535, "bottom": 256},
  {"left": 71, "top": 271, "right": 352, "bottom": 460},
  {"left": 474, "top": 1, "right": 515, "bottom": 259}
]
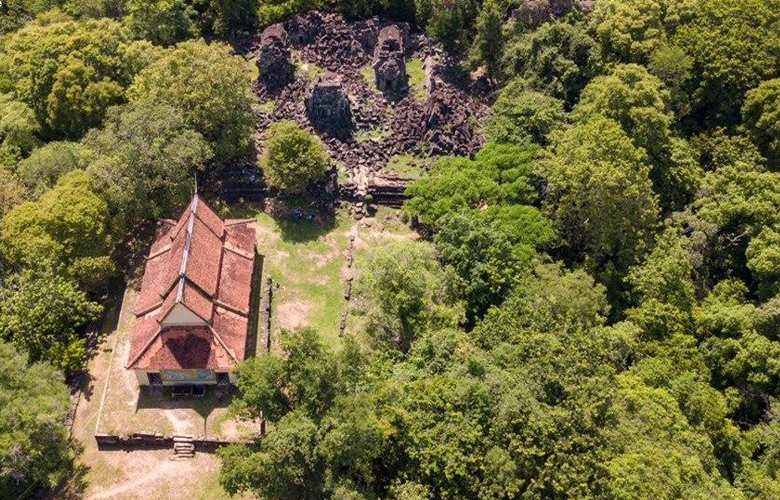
[{"left": 127, "top": 195, "right": 256, "bottom": 371}]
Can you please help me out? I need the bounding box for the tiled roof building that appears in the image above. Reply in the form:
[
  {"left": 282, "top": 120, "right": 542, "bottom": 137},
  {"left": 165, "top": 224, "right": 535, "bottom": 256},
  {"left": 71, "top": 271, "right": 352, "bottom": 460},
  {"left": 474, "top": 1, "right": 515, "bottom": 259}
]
[{"left": 126, "top": 195, "right": 256, "bottom": 386}]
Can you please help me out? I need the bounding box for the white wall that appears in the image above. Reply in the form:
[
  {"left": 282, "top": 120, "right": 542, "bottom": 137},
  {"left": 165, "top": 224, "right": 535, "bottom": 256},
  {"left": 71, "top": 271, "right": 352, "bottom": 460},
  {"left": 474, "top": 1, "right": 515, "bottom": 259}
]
[
  {"left": 135, "top": 371, "right": 150, "bottom": 386},
  {"left": 161, "top": 303, "right": 207, "bottom": 326}
]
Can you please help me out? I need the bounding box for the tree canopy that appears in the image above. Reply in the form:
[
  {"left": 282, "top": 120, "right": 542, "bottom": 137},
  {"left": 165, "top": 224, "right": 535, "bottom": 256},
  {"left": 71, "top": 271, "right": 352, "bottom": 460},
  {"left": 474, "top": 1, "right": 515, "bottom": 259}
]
[
  {"left": 259, "top": 120, "right": 330, "bottom": 194},
  {"left": 128, "top": 39, "right": 254, "bottom": 161},
  {"left": 0, "top": 341, "right": 72, "bottom": 498}
]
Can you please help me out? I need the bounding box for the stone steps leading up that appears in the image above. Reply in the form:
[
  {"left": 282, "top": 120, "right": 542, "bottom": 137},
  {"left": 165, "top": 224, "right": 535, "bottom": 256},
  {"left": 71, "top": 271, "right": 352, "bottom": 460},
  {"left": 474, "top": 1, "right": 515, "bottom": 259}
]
[{"left": 172, "top": 435, "right": 194, "bottom": 459}]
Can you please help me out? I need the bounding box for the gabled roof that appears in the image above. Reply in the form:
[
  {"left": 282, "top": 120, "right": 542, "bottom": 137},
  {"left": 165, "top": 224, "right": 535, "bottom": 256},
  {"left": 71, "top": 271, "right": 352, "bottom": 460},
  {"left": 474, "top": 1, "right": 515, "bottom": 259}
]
[{"left": 127, "top": 195, "right": 256, "bottom": 371}]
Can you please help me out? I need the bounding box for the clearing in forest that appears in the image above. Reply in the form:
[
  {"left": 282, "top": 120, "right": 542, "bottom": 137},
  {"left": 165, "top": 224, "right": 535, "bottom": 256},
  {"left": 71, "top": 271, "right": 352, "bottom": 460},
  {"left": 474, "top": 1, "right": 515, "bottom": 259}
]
[{"left": 246, "top": 202, "right": 416, "bottom": 349}]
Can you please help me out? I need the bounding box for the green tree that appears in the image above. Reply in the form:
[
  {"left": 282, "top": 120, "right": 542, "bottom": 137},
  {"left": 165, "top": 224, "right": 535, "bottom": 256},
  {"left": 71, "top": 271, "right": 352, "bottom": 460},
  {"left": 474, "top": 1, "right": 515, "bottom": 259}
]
[
  {"left": 0, "top": 94, "right": 41, "bottom": 166},
  {"left": 1, "top": 18, "right": 141, "bottom": 138},
  {"left": 0, "top": 0, "right": 61, "bottom": 35},
  {"left": 648, "top": 44, "right": 694, "bottom": 118},
  {"left": 574, "top": 64, "right": 703, "bottom": 209},
  {"left": 404, "top": 142, "right": 541, "bottom": 227},
  {"left": 742, "top": 78, "right": 780, "bottom": 168},
  {"left": 625, "top": 226, "right": 697, "bottom": 339},
  {"left": 693, "top": 161, "right": 780, "bottom": 270},
  {"left": 16, "top": 141, "right": 91, "bottom": 197},
  {"left": 469, "top": 0, "right": 503, "bottom": 82},
  {"left": 259, "top": 120, "right": 329, "bottom": 194},
  {"left": 414, "top": 0, "right": 473, "bottom": 53},
  {"left": 674, "top": 0, "right": 780, "bottom": 126},
  {"left": 590, "top": 0, "right": 699, "bottom": 63},
  {"left": 504, "top": 20, "right": 602, "bottom": 106},
  {"left": 604, "top": 374, "right": 743, "bottom": 500},
  {"left": 64, "top": 0, "right": 128, "bottom": 18},
  {"left": 0, "top": 341, "right": 72, "bottom": 498},
  {"left": 473, "top": 262, "right": 610, "bottom": 349},
  {"left": 85, "top": 101, "right": 211, "bottom": 233},
  {"left": 205, "top": 0, "right": 258, "bottom": 40},
  {"left": 482, "top": 79, "right": 568, "bottom": 145},
  {"left": 574, "top": 64, "right": 673, "bottom": 160},
  {"left": 219, "top": 410, "right": 322, "bottom": 500},
  {"left": 128, "top": 39, "right": 254, "bottom": 161},
  {"left": 124, "top": 0, "right": 198, "bottom": 46},
  {"left": 254, "top": 0, "right": 316, "bottom": 28},
  {"left": 433, "top": 209, "right": 552, "bottom": 323},
  {"left": 232, "top": 328, "right": 339, "bottom": 422},
  {"left": 0, "top": 170, "right": 113, "bottom": 289},
  {"left": 0, "top": 169, "right": 27, "bottom": 219},
  {"left": 543, "top": 116, "right": 659, "bottom": 272},
  {"left": 746, "top": 227, "right": 780, "bottom": 299},
  {"left": 352, "top": 241, "right": 463, "bottom": 351},
  {"left": 0, "top": 268, "right": 101, "bottom": 372}
]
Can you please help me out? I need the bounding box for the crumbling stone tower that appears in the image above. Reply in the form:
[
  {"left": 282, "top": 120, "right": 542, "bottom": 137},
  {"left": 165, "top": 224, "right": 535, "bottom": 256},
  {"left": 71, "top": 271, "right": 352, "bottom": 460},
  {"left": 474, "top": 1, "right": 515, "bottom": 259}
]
[
  {"left": 372, "top": 25, "right": 407, "bottom": 94},
  {"left": 257, "top": 24, "right": 294, "bottom": 89},
  {"left": 305, "top": 72, "right": 352, "bottom": 128}
]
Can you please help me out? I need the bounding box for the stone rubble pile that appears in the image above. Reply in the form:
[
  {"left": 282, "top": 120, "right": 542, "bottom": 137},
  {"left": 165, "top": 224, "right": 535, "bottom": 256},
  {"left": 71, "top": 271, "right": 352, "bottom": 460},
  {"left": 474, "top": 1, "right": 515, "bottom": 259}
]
[{"left": 250, "top": 10, "right": 488, "bottom": 203}]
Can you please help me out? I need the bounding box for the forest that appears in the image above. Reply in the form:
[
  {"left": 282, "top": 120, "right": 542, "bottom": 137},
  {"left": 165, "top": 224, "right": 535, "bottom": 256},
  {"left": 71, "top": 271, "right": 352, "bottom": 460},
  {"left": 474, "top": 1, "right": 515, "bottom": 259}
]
[{"left": 2, "top": 0, "right": 780, "bottom": 499}]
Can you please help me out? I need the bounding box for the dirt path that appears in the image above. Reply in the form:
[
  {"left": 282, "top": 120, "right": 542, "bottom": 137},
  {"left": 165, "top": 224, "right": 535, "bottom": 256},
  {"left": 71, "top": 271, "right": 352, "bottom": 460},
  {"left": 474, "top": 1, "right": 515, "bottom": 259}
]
[{"left": 87, "top": 460, "right": 185, "bottom": 500}]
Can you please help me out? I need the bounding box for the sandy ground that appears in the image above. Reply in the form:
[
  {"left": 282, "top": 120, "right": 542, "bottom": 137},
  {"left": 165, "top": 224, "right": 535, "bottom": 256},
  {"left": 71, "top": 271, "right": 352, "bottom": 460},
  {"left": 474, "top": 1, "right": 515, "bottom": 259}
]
[{"left": 66, "top": 288, "right": 255, "bottom": 500}]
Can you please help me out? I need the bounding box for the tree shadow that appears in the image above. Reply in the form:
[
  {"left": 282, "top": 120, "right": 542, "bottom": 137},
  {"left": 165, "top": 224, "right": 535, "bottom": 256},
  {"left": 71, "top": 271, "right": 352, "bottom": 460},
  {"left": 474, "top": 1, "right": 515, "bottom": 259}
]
[
  {"left": 269, "top": 194, "right": 338, "bottom": 243},
  {"left": 135, "top": 386, "right": 234, "bottom": 438},
  {"left": 244, "top": 252, "right": 264, "bottom": 359}
]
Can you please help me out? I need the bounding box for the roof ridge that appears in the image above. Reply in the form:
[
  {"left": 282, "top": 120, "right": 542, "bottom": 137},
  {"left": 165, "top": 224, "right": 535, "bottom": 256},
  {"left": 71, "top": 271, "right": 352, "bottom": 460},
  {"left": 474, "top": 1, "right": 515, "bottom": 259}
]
[
  {"left": 207, "top": 324, "right": 239, "bottom": 365},
  {"left": 126, "top": 323, "right": 163, "bottom": 369}
]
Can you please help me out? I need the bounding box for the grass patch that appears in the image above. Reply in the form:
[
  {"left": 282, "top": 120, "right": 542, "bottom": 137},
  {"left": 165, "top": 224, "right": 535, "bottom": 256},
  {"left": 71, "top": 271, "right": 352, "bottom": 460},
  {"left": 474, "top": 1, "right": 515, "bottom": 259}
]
[
  {"left": 361, "top": 63, "right": 377, "bottom": 91},
  {"left": 355, "top": 127, "right": 391, "bottom": 144},
  {"left": 246, "top": 56, "right": 259, "bottom": 83},
  {"left": 253, "top": 206, "right": 353, "bottom": 347},
  {"left": 256, "top": 100, "right": 275, "bottom": 114},
  {"left": 335, "top": 160, "right": 350, "bottom": 184},
  {"left": 406, "top": 57, "right": 427, "bottom": 100},
  {"left": 385, "top": 154, "right": 428, "bottom": 179}
]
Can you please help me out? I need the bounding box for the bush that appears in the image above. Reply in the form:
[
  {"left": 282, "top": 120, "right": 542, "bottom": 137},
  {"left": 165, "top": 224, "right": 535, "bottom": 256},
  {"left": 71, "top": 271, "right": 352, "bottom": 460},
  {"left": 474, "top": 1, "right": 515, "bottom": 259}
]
[{"left": 259, "top": 120, "right": 330, "bottom": 194}]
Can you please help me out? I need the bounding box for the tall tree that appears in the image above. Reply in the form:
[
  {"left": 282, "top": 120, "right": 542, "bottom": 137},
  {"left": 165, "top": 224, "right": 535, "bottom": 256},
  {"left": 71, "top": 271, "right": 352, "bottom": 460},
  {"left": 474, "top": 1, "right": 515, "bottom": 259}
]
[
  {"left": 0, "top": 268, "right": 101, "bottom": 372},
  {"left": 0, "top": 341, "right": 72, "bottom": 498},
  {"left": 674, "top": 0, "right": 780, "bottom": 126},
  {"left": 128, "top": 39, "right": 255, "bottom": 161},
  {"left": 1, "top": 18, "right": 148, "bottom": 138},
  {"left": 543, "top": 116, "right": 660, "bottom": 274},
  {"left": 574, "top": 64, "right": 702, "bottom": 209},
  {"left": 469, "top": 0, "right": 504, "bottom": 83},
  {"left": 352, "top": 241, "right": 464, "bottom": 351},
  {"left": 124, "top": 0, "right": 199, "bottom": 46},
  {"left": 0, "top": 170, "right": 113, "bottom": 289},
  {"left": 742, "top": 78, "right": 780, "bottom": 168},
  {"left": 84, "top": 101, "right": 211, "bottom": 233},
  {"left": 259, "top": 120, "right": 330, "bottom": 194},
  {"left": 504, "top": 20, "right": 603, "bottom": 106}
]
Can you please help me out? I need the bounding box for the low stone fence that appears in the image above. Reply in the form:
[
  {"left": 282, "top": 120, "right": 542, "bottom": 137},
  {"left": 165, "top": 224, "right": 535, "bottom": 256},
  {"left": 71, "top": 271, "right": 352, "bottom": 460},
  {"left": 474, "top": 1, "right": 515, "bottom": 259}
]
[{"left": 94, "top": 432, "right": 254, "bottom": 452}]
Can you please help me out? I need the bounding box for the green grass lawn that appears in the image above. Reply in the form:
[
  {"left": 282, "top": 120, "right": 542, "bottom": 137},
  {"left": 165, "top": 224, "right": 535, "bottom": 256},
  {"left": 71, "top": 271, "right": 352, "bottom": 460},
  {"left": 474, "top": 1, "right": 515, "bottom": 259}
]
[
  {"left": 385, "top": 153, "right": 429, "bottom": 178},
  {"left": 355, "top": 127, "right": 391, "bottom": 144},
  {"left": 406, "top": 57, "right": 427, "bottom": 101},
  {"left": 254, "top": 208, "right": 353, "bottom": 348},
  {"left": 361, "top": 63, "right": 377, "bottom": 91}
]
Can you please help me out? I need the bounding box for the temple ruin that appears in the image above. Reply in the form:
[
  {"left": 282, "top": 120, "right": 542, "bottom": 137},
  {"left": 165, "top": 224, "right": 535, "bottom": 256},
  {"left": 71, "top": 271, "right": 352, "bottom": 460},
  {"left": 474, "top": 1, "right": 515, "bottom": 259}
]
[
  {"left": 257, "top": 24, "right": 294, "bottom": 89},
  {"left": 305, "top": 72, "right": 352, "bottom": 127},
  {"left": 372, "top": 25, "right": 406, "bottom": 94}
]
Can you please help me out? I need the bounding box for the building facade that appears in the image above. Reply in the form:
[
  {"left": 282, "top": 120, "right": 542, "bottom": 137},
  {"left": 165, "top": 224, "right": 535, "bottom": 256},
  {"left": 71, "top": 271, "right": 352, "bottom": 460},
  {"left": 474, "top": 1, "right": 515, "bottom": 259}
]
[{"left": 126, "top": 195, "right": 257, "bottom": 386}]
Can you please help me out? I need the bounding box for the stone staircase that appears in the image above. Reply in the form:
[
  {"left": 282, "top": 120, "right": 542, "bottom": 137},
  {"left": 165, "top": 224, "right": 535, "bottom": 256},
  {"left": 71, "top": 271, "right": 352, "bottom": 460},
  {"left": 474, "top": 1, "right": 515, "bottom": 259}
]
[{"left": 173, "top": 435, "right": 194, "bottom": 459}]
